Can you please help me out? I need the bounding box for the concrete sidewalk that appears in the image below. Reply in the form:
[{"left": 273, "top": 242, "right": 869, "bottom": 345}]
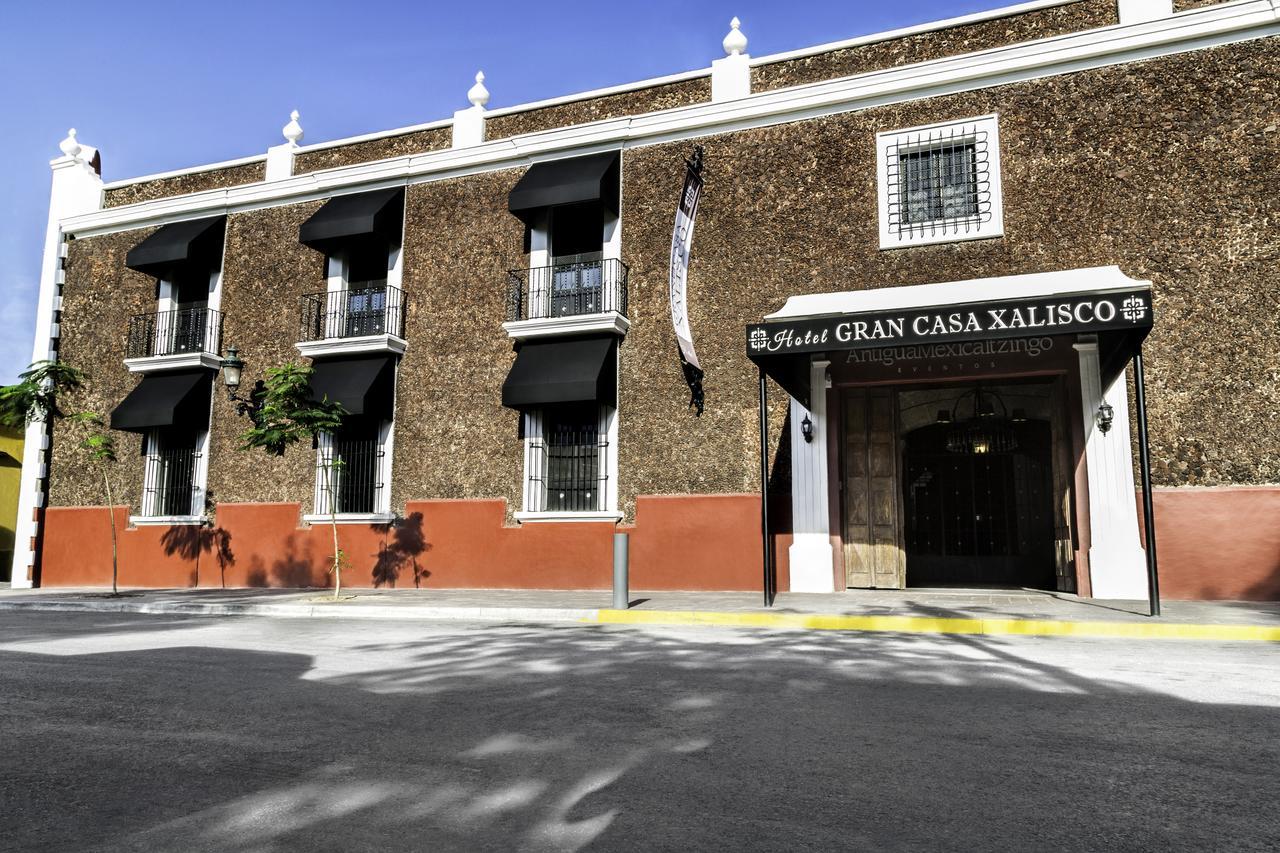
[{"left": 2, "top": 585, "right": 1279, "bottom": 640}]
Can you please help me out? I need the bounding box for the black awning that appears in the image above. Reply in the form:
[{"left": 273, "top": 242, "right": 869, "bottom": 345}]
[
  {"left": 110, "top": 370, "right": 212, "bottom": 433},
  {"left": 125, "top": 217, "right": 226, "bottom": 277},
  {"left": 299, "top": 188, "right": 404, "bottom": 250},
  {"left": 309, "top": 355, "right": 396, "bottom": 417},
  {"left": 502, "top": 335, "right": 617, "bottom": 410},
  {"left": 508, "top": 152, "right": 620, "bottom": 225}
]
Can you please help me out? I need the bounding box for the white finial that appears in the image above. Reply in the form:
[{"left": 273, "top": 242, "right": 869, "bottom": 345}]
[
  {"left": 723, "top": 17, "right": 747, "bottom": 56},
  {"left": 282, "top": 110, "right": 304, "bottom": 145},
  {"left": 59, "top": 128, "right": 81, "bottom": 159},
  {"left": 468, "top": 71, "right": 490, "bottom": 109}
]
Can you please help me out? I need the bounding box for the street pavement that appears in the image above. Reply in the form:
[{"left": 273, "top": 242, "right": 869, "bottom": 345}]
[{"left": 1, "top": 612, "right": 1277, "bottom": 852}]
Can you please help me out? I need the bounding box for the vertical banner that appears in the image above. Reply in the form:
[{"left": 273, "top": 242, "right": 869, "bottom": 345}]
[{"left": 669, "top": 145, "right": 705, "bottom": 415}]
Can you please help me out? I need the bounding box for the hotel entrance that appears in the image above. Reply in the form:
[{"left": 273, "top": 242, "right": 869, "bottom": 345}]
[{"left": 840, "top": 378, "right": 1070, "bottom": 592}]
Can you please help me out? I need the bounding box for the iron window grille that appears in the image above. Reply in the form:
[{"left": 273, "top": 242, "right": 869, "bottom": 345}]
[
  {"left": 882, "top": 119, "right": 998, "bottom": 244},
  {"left": 126, "top": 308, "right": 223, "bottom": 359},
  {"left": 315, "top": 433, "right": 385, "bottom": 516},
  {"left": 141, "top": 431, "right": 202, "bottom": 517},
  {"left": 524, "top": 405, "right": 610, "bottom": 513},
  {"left": 300, "top": 283, "right": 405, "bottom": 342},
  {"left": 507, "top": 257, "right": 628, "bottom": 322}
]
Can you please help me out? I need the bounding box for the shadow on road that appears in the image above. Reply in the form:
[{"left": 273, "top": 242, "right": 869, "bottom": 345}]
[{"left": 0, "top": 613, "right": 1276, "bottom": 852}]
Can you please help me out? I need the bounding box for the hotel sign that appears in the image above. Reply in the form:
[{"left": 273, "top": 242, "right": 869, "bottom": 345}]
[{"left": 748, "top": 289, "right": 1152, "bottom": 357}]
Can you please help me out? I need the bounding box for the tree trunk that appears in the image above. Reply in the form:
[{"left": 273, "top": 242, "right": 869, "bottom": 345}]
[{"left": 103, "top": 471, "right": 119, "bottom": 596}]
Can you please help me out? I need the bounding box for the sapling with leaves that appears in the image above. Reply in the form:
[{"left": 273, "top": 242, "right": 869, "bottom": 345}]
[
  {"left": 0, "top": 360, "right": 124, "bottom": 594},
  {"left": 238, "top": 363, "right": 349, "bottom": 599}
]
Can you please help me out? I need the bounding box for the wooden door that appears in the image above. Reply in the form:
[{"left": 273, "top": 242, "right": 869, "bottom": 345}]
[{"left": 843, "top": 388, "right": 906, "bottom": 588}]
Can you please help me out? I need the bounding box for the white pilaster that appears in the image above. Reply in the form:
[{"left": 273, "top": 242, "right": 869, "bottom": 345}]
[
  {"left": 788, "top": 359, "right": 835, "bottom": 592},
  {"left": 711, "top": 18, "right": 752, "bottom": 102},
  {"left": 1074, "top": 337, "right": 1148, "bottom": 599},
  {"left": 453, "top": 72, "right": 489, "bottom": 148},
  {"left": 1118, "top": 0, "right": 1172, "bottom": 26},
  {"left": 10, "top": 132, "right": 104, "bottom": 588}
]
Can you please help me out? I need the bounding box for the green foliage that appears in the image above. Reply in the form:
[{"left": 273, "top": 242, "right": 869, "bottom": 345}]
[
  {"left": 69, "top": 413, "right": 118, "bottom": 464},
  {"left": 0, "top": 360, "right": 86, "bottom": 427},
  {"left": 240, "top": 363, "right": 345, "bottom": 456}
]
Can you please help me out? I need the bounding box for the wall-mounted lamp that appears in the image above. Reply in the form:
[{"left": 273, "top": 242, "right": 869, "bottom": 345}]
[
  {"left": 1096, "top": 402, "right": 1115, "bottom": 434},
  {"left": 800, "top": 413, "right": 814, "bottom": 443},
  {"left": 220, "top": 346, "right": 263, "bottom": 421}
]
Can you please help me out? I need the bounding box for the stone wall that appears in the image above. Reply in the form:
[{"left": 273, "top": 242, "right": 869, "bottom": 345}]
[
  {"left": 753, "top": 0, "right": 1118, "bottom": 93},
  {"left": 293, "top": 127, "right": 452, "bottom": 174},
  {"left": 487, "top": 77, "right": 712, "bottom": 140},
  {"left": 103, "top": 162, "right": 265, "bottom": 208}
]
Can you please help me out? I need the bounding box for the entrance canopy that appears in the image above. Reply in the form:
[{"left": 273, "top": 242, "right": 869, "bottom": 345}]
[{"left": 747, "top": 266, "right": 1154, "bottom": 406}]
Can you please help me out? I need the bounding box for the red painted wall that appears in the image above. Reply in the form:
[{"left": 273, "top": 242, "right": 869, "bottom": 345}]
[
  {"left": 39, "top": 487, "right": 1280, "bottom": 599},
  {"left": 40, "top": 494, "right": 771, "bottom": 592}
]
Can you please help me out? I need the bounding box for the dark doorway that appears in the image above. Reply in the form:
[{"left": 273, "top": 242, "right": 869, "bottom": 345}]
[{"left": 903, "top": 412, "right": 1056, "bottom": 589}]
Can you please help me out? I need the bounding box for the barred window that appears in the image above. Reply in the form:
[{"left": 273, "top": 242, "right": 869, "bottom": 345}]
[
  {"left": 315, "top": 416, "right": 388, "bottom": 517},
  {"left": 522, "top": 404, "right": 612, "bottom": 514},
  {"left": 878, "top": 116, "right": 1003, "bottom": 249},
  {"left": 141, "top": 427, "right": 201, "bottom": 518}
]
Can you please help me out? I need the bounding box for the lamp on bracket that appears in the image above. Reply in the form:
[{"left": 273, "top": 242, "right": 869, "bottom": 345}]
[{"left": 220, "top": 345, "right": 264, "bottom": 421}]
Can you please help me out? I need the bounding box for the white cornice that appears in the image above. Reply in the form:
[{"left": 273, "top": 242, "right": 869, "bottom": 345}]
[
  {"left": 503, "top": 313, "right": 631, "bottom": 341},
  {"left": 63, "top": 1, "right": 1279, "bottom": 238}
]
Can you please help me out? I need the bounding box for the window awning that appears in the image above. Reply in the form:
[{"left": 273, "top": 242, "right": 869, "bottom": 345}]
[
  {"left": 308, "top": 355, "right": 396, "bottom": 417},
  {"left": 125, "top": 216, "right": 226, "bottom": 277},
  {"left": 299, "top": 188, "right": 405, "bottom": 250},
  {"left": 508, "top": 152, "right": 620, "bottom": 225},
  {"left": 502, "top": 335, "right": 617, "bottom": 410},
  {"left": 110, "top": 370, "right": 213, "bottom": 433},
  {"left": 747, "top": 266, "right": 1155, "bottom": 407}
]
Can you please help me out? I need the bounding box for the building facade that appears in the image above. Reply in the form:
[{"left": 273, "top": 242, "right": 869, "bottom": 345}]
[{"left": 12, "top": 0, "right": 1280, "bottom": 600}]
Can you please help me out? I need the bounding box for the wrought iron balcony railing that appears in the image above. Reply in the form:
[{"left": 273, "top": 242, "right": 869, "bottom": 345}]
[
  {"left": 299, "top": 283, "right": 405, "bottom": 342},
  {"left": 126, "top": 307, "right": 223, "bottom": 359},
  {"left": 506, "top": 258, "right": 628, "bottom": 323}
]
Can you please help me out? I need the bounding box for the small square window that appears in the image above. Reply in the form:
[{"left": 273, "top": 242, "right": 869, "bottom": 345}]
[{"left": 877, "top": 115, "right": 1004, "bottom": 249}]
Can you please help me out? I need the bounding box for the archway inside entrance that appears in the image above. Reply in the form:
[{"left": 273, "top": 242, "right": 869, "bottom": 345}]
[{"left": 900, "top": 383, "right": 1057, "bottom": 589}]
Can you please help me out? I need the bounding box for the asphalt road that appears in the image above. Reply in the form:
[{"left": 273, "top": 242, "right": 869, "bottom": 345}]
[{"left": 1, "top": 613, "right": 1277, "bottom": 853}]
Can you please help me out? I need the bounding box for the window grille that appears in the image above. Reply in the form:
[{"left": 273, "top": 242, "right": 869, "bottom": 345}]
[
  {"left": 315, "top": 432, "right": 385, "bottom": 515},
  {"left": 141, "top": 430, "right": 201, "bottom": 517},
  {"left": 884, "top": 121, "right": 995, "bottom": 242},
  {"left": 524, "top": 405, "right": 609, "bottom": 513}
]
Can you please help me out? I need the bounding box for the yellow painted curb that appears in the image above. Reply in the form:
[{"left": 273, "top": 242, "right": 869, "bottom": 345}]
[{"left": 587, "top": 609, "right": 1280, "bottom": 642}]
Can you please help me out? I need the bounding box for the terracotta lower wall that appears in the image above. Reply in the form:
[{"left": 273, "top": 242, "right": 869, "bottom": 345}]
[
  {"left": 40, "top": 487, "right": 1279, "bottom": 599},
  {"left": 1140, "top": 487, "right": 1280, "bottom": 601},
  {"left": 39, "top": 494, "right": 774, "bottom": 592}
]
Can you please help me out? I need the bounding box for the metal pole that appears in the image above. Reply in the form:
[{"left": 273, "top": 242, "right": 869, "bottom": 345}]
[
  {"left": 1133, "top": 347, "right": 1161, "bottom": 617},
  {"left": 758, "top": 366, "right": 773, "bottom": 607},
  {"left": 612, "top": 532, "right": 629, "bottom": 610}
]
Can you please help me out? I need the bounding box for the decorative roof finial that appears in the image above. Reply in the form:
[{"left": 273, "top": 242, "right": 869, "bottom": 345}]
[
  {"left": 468, "top": 71, "right": 490, "bottom": 109},
  {"left": 59, "top": 128, "right": 82, "bottom": 159},
  {"left": 723, "top": 17, "right": 747, "bottom": 56},
  {"left": 282, "top": 110, "right": 304, "bottom": 145}
]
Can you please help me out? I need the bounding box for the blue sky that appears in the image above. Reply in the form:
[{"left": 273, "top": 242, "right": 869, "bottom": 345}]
[{"left": 0, "top": 0, "right": 1015, "bottom": 383}]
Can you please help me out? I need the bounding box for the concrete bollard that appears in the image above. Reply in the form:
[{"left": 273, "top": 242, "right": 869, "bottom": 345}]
[{"left": 612, "top": 532, "right": 629, "bottom": 610}]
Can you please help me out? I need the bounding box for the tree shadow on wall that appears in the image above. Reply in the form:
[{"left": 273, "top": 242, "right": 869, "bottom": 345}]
[
  {"left": 370, "top": 512, "right": 431, "bottom": 589},
  {"left": 160, "top": 524, "right": 236, "bottom": 589}
]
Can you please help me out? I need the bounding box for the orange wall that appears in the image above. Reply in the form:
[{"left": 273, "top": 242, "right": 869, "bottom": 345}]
[
  {"left": 40, "top": 494, "right": 771, "bottom": 592},
  {"left": 39, "top": 487, "right": 1280, "bottom": 599},
  {"left": 1139, "top": 487, "right": 1280, "bottom": 601}
]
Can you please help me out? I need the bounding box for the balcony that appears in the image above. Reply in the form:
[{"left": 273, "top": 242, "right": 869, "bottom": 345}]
[
  {"left": 124, "top": 307, "right": 224, "bottom": 373},
  {"left": 504, "top": 257, "right": 630, "bottom": 341},
  {"left": 296, "top": 283, "right": 407, "bottom": 359}
]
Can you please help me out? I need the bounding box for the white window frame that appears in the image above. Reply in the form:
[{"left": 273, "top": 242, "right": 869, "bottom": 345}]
[
  {"left": 877, "top": 114, "right": 1004, "bottom": 250},
  {"left": 515, "top": 403, "right": 620, "bottom": 523},
  {"left": 305, "top": 362, "right": 397, "bottom": 525},
  {"left": 130, "top": 425, "right": 209, "bottom": 526}
]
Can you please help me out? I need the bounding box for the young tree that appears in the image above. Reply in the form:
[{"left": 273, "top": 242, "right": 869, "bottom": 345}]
[
  {"left": 238, "top": 363, "right": 348, "bottom": 598},
  {"left": 0, "top": 360, "right": 123, "bottom": 594}
]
